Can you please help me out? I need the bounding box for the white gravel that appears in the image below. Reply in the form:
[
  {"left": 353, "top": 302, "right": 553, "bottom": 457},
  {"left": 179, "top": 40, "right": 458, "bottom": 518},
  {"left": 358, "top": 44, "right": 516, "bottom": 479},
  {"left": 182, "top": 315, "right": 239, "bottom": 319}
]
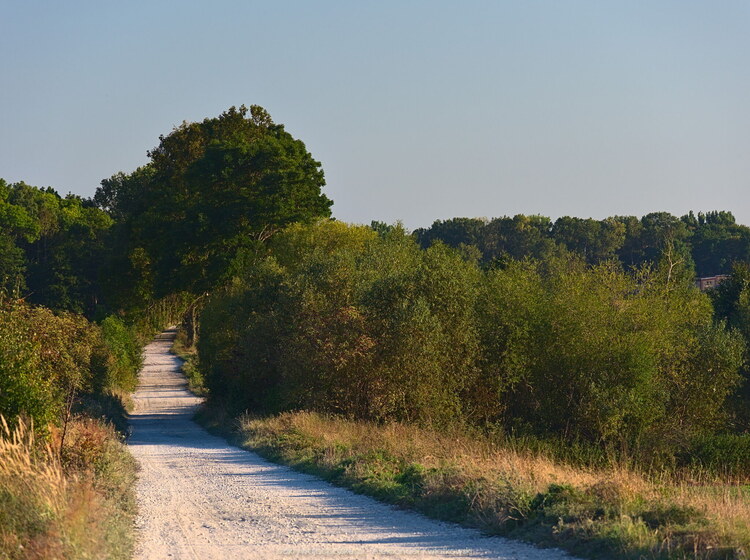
[{"left": 128, "top": 330, "right": 575, "bottom": 560}]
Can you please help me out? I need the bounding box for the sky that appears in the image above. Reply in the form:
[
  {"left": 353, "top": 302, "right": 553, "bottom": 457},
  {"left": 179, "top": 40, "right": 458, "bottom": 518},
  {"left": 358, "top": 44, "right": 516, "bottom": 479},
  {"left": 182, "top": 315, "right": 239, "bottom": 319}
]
[{"left": 2, "top": 1, "right": 749, "bottom": 229}]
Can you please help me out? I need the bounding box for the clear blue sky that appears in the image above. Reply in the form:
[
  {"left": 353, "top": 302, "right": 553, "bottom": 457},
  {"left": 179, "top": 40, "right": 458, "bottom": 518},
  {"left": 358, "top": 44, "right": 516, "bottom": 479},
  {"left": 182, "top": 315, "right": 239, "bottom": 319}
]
[{"left": 2, "top": 1, "right": 749, "bottom": 229}]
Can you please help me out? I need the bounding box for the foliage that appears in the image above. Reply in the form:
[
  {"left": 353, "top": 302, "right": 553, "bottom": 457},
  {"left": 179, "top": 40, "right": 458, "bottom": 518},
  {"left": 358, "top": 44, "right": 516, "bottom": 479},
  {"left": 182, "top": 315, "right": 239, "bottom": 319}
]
[
  {"left": 95, "top": 105, "right": 332, "bottom": 302},
  {"left": 171, "top": 330, "right": 207, "bottom": 396},
  {"left": 709, "top": 263, "right": 750, "bottom": 430},
  {"left": 199, "top": 221, "right": 485, "bottom": 425},
  {"left": 477, "top": 258, "right": 743, "bottom": 457},
  {"left": 0, "top": 179, "right": 113, "bottom": 315},
  {"left": 0, "top": 299, "right": 143, "bottom": 430},
  {"left": 203, "top": 409, "right": 750, "bottom": 560},
  {"left": 0, "top": 416, "right": 136, "bottom": 560},
  {"left": 129, "top": 292, "right": 194, "bottom": 343},
  {"left": 414, "top": 210, "right": 750, "bottom": 277},
  {"left": 99, "top": 316, "right": 142, "bottom": 393},
  {"left": 682, "top": 433, "right": 750, "bottom": 479},
  {"left": 199, "top": 221, "right": 744, "bottom": 460},
  {"left": 0, "top": 299, "right": 100, "bottom": 428}
]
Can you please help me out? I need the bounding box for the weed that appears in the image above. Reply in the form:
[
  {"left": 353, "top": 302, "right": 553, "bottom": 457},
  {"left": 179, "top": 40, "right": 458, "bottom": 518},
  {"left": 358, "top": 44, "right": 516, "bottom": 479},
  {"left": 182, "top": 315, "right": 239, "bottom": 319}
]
[
  {"left": 203, "top": 409, "right": 750, "bottom": 560},
  {"left": 0, "top": 416, "right": 136, "bottom": 560}
]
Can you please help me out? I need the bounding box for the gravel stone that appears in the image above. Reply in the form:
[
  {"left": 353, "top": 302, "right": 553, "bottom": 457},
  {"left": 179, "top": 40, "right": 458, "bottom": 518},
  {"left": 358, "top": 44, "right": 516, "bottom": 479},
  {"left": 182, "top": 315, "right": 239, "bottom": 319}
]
[{"left": 128, "top": 330, "right": 575, "bottom": 560}]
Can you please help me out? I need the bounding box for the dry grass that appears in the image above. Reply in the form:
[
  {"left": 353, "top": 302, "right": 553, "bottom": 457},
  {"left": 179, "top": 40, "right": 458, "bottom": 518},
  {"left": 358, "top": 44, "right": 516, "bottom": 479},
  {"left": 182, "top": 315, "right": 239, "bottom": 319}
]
[
  {"left": 0, "top": 416, "right": 136, "bottom": 560},
  {"left": 231, "top": 410, "right": 750, "bottom": 560}
]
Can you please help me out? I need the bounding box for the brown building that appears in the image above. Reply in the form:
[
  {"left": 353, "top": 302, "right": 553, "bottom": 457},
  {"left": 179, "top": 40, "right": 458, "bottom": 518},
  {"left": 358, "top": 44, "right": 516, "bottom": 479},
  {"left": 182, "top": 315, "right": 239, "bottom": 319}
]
[{"left": 695, "top": 275, "right": 730, "bottom": 291}]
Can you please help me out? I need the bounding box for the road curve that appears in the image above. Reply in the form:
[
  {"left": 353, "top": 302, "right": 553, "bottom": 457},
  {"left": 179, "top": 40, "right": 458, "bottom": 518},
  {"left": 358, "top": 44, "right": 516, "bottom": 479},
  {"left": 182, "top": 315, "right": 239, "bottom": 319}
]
[{"left": 128, "top": 329, "right": 574, "bottom": 560}]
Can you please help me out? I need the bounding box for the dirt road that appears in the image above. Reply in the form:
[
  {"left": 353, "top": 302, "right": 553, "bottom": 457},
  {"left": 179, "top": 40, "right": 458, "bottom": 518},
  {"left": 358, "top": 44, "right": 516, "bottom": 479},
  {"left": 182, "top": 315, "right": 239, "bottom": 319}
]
[{"left": 128, "top": 330, "right": 573, "bottom": 560}]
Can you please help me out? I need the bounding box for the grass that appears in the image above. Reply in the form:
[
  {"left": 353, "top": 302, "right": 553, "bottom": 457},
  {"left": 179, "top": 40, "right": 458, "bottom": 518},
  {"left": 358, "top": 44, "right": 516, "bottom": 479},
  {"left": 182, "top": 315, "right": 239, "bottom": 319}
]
[
  {"left": 0, "top": 415, "right": 137, "bottom": 560},
  {"left": 196, "top": 407, "right": 750, "bottom": 560},
  {"left": 170, "top": 332, "right": 208, "bottom": 397}
]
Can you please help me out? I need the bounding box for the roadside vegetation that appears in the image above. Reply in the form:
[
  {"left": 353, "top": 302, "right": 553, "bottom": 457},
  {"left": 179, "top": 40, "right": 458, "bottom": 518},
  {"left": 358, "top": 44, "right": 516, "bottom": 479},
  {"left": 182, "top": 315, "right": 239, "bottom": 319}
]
[
  {"left": 197, "top": 409, "right": 749, "bottom": 560},
  {"left": 0, "top": 299, "right": 143, "bottom": 559},
  {"left": 3, "top": 105, "right": 750, "bottom": 558},
  {"left": 171, "top": 330, "right": 207, "bottom": 397},
  {"left": 194, "top": 220, "right": 750, "bottom": 559}
]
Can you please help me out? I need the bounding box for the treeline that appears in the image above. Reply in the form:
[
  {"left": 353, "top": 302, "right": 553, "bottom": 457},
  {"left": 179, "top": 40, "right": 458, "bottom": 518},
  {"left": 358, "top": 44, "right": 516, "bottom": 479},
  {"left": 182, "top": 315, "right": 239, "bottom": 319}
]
[
  {"left": 413, "top": 211, "right": 750, "bottom": 277},
  {"left": 3, "top": 104, "right": 750, "bottom": 471},
  {"left": 0, "top": 179, "right": 110, "bottom": 315},
  {"left": 198, "top": 220, "right": 749, "bottom": 467}
]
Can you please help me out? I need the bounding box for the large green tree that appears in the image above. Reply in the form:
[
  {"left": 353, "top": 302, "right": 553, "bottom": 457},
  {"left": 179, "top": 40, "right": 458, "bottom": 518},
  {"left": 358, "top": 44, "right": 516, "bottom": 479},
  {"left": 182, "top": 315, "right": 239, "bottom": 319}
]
[
  {"left": 97, "top": 105, "right": 332, "bottom": 301},
  {"left": 551, "top": 216, "right": 625, "bottom": 264}
]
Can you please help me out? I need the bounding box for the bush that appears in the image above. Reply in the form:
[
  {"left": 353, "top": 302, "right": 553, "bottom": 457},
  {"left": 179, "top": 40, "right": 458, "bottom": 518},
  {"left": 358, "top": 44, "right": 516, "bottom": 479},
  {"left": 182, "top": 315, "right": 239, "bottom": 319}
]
[
  {"left": 99, "top": 315, "right": 141, "bottom": 393},
  {"left": 198, "top": 221, "right": 745, "bottom": 463},
  {"left": 0, "top": 299, "right": 145, "bottom": 431},
  {"left": 682, "top": 433, "right": 750, "bottom": 479},
  {"left": 0, "top": 416, "right": 136, "bottom": 560},
  {"left": 0, "top": 299, "right": 98, "bottom": 428}
]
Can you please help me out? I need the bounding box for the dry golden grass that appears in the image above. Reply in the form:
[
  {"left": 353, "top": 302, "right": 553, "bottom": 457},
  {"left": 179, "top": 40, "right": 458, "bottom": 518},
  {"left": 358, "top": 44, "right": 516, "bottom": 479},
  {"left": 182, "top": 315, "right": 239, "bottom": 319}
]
[
  {"left": 0, "top": 417, "right": 68, "bottom": 558},
  {"left": 243, "top": 410, "right": 642, "bottom": 492},
  {"left": 0, "top": 416, "right": 136, "bottom": 560},
  {"left": 237, "top": 410, "right": 750, "bottom": 559}
]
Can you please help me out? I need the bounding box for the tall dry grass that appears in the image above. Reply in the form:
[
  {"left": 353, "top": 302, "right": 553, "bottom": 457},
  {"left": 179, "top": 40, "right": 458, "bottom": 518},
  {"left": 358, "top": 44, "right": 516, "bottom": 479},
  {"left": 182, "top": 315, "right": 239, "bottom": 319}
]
[
  {"left": 0, "top": 416, "right": 135, "bottom": 560},
  {"left": 232, "top": 410, "right": 750, "bottom": 560}
]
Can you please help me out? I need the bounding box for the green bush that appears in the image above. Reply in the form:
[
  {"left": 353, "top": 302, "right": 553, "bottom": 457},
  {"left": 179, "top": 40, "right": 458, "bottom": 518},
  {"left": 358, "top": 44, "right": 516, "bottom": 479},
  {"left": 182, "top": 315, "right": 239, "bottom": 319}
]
[
  {"left": 683, "top": 433, "right": 750, "bottom": 479},
  {"left": 0, "top": 299, "right": 146, "bottom": 430},
  {"left": 99, "top": 315, "right": 141, "bottom": 393},
  {"left": 0, "top": 299, "right": 99, "bottom": 428},
  {"left": 197, "top": 220, "right": 745, "bottom": 465}
]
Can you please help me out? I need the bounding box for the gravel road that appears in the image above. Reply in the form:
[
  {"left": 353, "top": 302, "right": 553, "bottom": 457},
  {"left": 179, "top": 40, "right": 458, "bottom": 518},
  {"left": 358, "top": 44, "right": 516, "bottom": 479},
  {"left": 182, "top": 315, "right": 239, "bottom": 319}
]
[{"left": 128, "top": 330, "right": 574, "bottom": 560}]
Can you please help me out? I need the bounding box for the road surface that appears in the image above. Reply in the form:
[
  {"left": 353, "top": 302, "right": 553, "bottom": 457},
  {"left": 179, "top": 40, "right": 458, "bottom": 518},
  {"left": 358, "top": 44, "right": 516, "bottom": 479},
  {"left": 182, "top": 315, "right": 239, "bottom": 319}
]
[{"left": 128, "top": 329, "right": 573, "bottom": 560}]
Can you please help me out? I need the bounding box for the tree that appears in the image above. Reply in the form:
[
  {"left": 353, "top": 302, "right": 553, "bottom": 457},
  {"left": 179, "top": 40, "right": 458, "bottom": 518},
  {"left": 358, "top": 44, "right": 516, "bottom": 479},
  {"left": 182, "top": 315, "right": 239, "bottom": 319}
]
[
  {"left": 482, "top": 214, "right": 561, "bottom": 262},
  {"left": 97, "top": 105, "right": 332, "bottom": 300},
  {"left": 551, "top": 217, "right": 625, "bottom": 264},
  {"left": 413, "top": 217, "right": 487, "bottom": 250},
  {"left": 683, "top": 211, "right": 750, "bottom": 276}
]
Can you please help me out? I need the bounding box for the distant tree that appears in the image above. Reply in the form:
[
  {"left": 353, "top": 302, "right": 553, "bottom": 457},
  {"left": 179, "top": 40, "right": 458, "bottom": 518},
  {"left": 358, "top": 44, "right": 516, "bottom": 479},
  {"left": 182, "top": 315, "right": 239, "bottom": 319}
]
[
  {"left": 0, "top": 179, "right": 37, "bottom": 295},
  {"left": 709, "top": 262, "right": 750, "bottom": 430},
  {"left": 0, "top": 180, "right": 111, "bottom": 313},
  {"left": 710, "top": 262, "right": 750, "bottom": 343},
  {"left": 482, "top": 214, "right": 561, "bottom": 262},
  {"left": 371, "top": 220, "right": 398, "bottom": 237},
  {"left": 551, "top": 217, "right": 625, "bottom": 264},
  {"left": 413, "top": 217, "right": 487, "bottom": 250},
  {"left": 683, "top": 211, "right": 750, "bottom": 276}
]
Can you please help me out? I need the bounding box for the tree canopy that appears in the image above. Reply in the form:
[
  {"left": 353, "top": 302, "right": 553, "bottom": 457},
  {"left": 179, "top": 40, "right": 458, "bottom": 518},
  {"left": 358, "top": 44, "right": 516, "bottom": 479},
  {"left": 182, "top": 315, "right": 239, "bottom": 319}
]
[
  {"left": 96, "top": 105, "right": 332, "bottom": 301},
  {"left": 414, "top": 210, "right": 750, "bottom": 277}
]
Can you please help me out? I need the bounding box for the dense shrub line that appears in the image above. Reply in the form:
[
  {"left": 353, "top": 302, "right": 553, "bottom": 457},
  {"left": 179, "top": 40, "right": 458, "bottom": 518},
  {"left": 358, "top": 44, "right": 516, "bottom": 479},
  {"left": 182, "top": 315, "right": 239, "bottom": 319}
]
[
  {"left": 0, "top": 299, "right": 142, "bottom": 430},
  {"left": 0, "top": 297, "right": 146, "bottom": 558},
  {"left": 198, "top": 220, "right": 747, "bottom": 468}
]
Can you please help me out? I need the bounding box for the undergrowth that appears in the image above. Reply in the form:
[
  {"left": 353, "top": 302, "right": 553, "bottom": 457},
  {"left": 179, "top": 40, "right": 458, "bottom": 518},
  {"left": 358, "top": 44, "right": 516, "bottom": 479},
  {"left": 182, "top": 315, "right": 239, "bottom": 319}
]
[
  {"left": 196, "top": 407, "right": 750, "bottom": 560},
  {"left": 0, "top": 414, "right": 137, "bottom": 559},
  {"left": 170, "top": 331, "right": 207, "bottom": 397}
]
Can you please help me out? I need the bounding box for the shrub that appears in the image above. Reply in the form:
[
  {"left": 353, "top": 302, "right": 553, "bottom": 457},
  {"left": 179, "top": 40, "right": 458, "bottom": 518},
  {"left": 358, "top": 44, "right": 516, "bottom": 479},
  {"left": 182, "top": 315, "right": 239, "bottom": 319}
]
[
  {"left": 0, "top": 416, "right": 136, "bottom": 560},
  {"left": 99, "top": 315, "right": 141, "bottom": 393},
  {"left": 682, "top": 433, "right": 750, "bottom": 479},
  {"left": 198, "top": 221, "right": 745, "bottom": 462}
]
